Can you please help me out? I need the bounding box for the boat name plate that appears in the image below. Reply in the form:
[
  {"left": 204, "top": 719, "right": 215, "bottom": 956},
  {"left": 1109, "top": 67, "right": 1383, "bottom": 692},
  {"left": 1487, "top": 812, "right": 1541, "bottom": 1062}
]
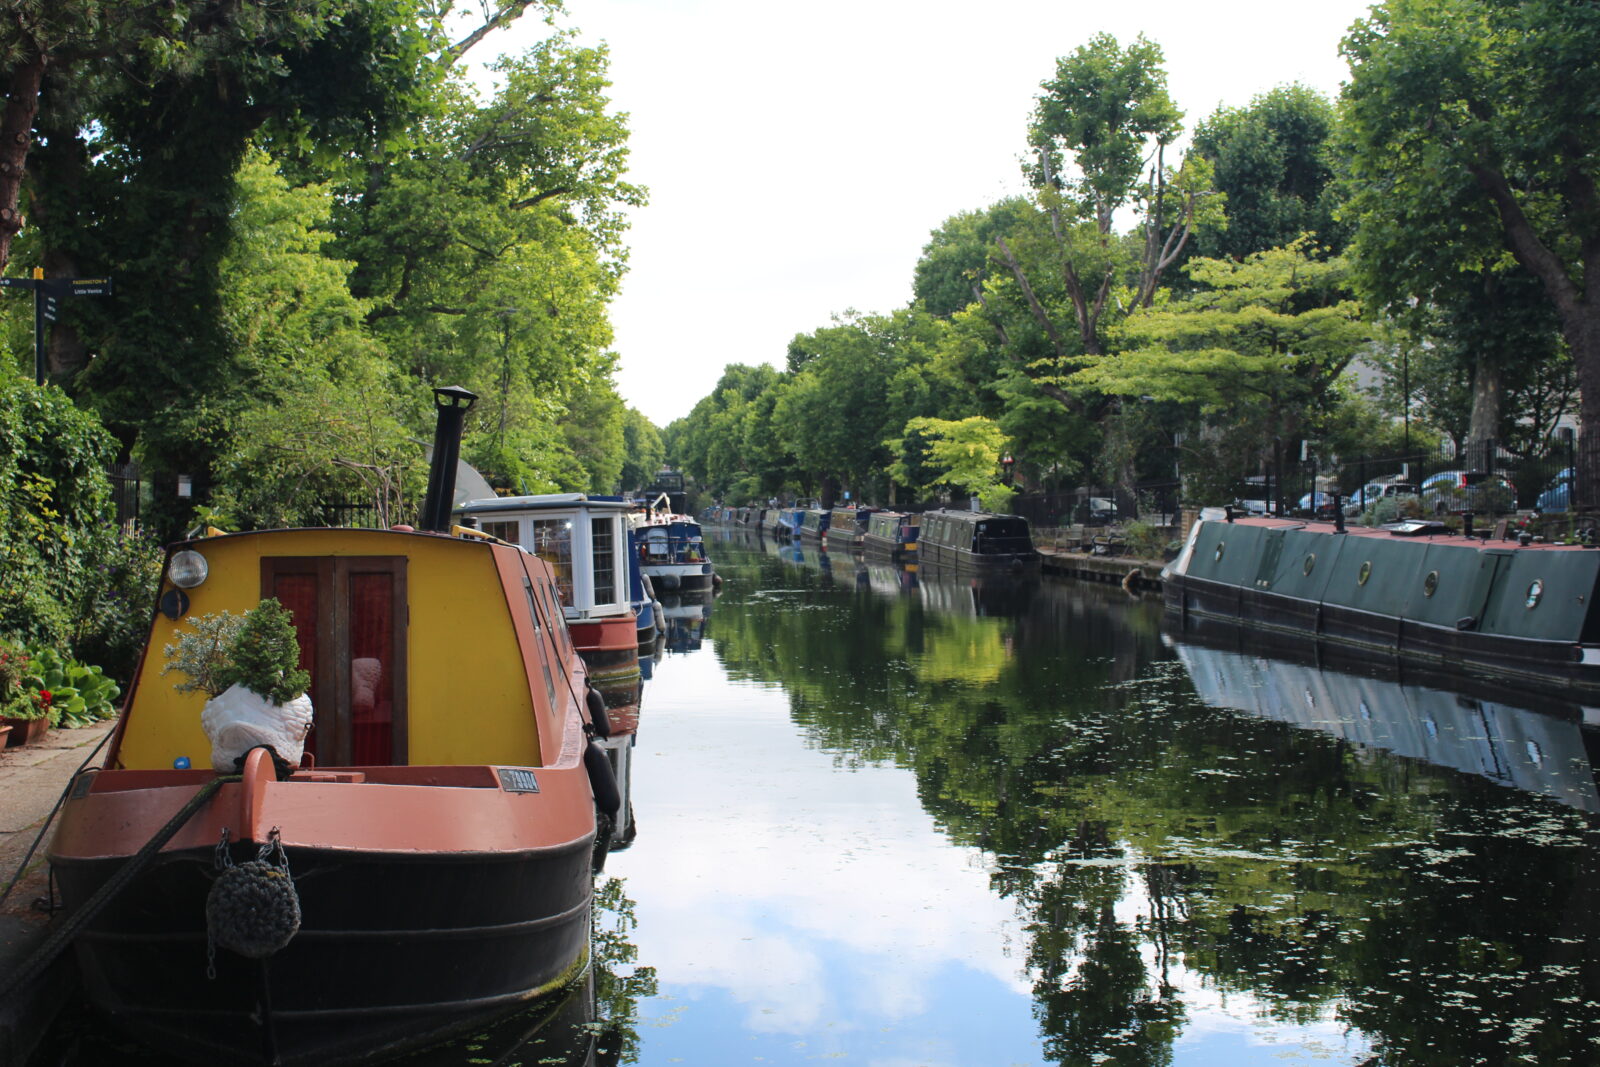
[{"left": 498, "top": 768, "right": 541, "bottom": 793}]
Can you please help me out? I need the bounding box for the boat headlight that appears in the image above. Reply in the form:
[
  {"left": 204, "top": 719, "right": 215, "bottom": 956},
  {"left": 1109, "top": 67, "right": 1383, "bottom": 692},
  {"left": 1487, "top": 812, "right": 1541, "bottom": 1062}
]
[{"left": 168, "top": 549, "right": 210, "bottom": 589}]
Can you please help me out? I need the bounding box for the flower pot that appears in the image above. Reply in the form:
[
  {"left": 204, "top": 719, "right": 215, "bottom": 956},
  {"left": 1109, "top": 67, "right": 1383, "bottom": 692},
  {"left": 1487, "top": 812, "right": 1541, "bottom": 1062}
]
[
  {"left": 1, "top": 716, "right": 48, "bottom": 746},
  {"left": 0, "top": 723, "right": 10, "bottom": 748}
]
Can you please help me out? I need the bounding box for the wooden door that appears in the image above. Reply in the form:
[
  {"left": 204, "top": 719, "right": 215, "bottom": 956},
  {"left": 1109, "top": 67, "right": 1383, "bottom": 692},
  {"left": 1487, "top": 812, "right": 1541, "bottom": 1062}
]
[{"left": 262, "top": 556, "right": 408, "bottom": 766}]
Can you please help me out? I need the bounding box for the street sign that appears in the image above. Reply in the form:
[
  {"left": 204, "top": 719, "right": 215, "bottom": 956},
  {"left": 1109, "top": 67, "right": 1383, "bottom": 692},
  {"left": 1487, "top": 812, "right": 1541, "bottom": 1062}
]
[{"left": 0, "top": 269, "right": 114, "bottom": 384}]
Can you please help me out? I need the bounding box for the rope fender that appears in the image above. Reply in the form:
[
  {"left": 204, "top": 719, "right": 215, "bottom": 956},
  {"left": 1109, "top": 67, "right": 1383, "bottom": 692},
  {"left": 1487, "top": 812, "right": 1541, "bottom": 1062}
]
[{"left": 206, "top": 826, "right": 301, "bottom": 976}]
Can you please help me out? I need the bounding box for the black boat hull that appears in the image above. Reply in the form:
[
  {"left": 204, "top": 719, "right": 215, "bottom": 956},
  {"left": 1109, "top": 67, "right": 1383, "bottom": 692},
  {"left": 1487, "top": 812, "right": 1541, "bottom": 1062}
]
[{"left": 55, "top": 840, "right": 593, "bottom": 1066}]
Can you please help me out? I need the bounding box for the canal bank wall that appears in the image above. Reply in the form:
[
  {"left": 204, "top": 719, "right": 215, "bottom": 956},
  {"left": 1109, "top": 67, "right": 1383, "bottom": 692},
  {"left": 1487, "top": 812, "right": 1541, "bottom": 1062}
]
[{"left": 1037, "top": 546, "right": 1164, "bottom": 591}]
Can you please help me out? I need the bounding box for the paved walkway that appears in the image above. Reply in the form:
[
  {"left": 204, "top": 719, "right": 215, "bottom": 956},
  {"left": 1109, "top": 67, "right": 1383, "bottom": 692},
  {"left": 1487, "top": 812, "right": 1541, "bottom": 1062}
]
[{"left": 0, "top": 718, "right": 119, "bottom": 919}]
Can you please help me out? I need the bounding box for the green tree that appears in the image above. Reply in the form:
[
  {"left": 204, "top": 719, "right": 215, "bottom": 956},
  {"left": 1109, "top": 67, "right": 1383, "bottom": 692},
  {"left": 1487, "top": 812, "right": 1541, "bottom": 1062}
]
[
  {"left": 1190, "top": 84, "right": 1348, "bottom": 262},
  {"left": 891, "top": 415, "right": 1014, "bottom": 512},
  {"left": 1342, "top": 0, "right": 1600, "bottom": 502},
  {"left": 1081, "top": 242, "right": 1369, "bottom": 500},
  {"left": 618, "top": 408, "right": 665, "bottom": 493}
]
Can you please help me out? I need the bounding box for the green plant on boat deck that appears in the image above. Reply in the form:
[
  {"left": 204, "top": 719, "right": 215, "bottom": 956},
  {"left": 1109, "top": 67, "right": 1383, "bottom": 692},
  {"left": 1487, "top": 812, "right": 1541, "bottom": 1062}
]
[{"left": 164, "top": 598, "right": 309, "bottom": 704}]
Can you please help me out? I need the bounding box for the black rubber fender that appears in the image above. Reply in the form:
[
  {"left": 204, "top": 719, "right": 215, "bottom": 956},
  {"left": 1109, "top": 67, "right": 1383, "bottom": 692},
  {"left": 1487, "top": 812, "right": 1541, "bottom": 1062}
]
[
  {"left": 586, "top": 686, "right": 611, "bottom": 739},
  {"left": 585, "top": 742, "right": 621, "bottom": 816}
]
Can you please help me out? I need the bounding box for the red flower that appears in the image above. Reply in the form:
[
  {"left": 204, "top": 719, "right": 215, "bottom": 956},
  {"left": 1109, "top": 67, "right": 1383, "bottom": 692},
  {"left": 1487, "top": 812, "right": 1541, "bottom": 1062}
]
[{"left": 38, "top": 689, "right": 51, "bottom": 705}]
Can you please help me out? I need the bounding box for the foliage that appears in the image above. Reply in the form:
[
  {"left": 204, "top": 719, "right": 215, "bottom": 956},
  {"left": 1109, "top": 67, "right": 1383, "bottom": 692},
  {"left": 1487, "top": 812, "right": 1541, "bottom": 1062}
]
[
  {"left": 618, "top": 408, "right": 666, "bottom": 493},
  {"left": 893, "top": 416, "right": 1011, "bottom": 503},
  {"left": 223, "top": 598, "right": 311, "bottom": 704},
  {"left": 70, "top": 525, "right": 165, "bottom": 685},
  {"left": 1341, "top": 0, "right": 1600, "bottom": 496},
  {"left": 163, "top": 599, "right": 309, "bottom": 704},
  {"left": 0, "top": 639, "right": 45, "bottom": 720},
  {"left": 1084, "top": 241, "right": 1369, "bottom": 483},
  {"left": 163, "top": 610, "right": 245, "bottom": 700},
  {"left": 1190, "top": 84, "right": 1348, "bottom": 262},
  {"left": 21, "top": 646, "right": 120, "bottom": 728},
  {"left": 0, "top": 375, "right": 118, "bottom": 648}
]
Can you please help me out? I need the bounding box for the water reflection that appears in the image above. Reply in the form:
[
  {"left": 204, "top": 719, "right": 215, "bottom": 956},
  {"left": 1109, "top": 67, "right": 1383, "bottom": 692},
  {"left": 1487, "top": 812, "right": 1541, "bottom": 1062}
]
[{"left": 683, "top": 533, "right": 1600, "bottom": 1065}]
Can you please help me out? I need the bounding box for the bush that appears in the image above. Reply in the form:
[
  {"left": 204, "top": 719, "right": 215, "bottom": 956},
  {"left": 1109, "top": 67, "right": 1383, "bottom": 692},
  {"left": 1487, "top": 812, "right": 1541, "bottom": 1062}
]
[
  {"left": 0, "top": 638, "right": 46, "bottom": 720},
  {"left": 71, "top": 525, "right": 165, "bottom": 685},
  {"left": 0, "top": 377, "right": 118, "bottom": 649}
]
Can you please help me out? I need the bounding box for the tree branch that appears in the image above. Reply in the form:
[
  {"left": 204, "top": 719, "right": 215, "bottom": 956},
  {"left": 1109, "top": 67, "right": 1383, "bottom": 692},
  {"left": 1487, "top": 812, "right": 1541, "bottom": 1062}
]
[
  {"left": 995, "top": 235, "right": 1069, "bottom": 359},
  {"left": 1467, "top": 161, "right": 1583, "bottom": 318},
  {"left": 443, "top": 2, "right": 539, "bottom": 66}
]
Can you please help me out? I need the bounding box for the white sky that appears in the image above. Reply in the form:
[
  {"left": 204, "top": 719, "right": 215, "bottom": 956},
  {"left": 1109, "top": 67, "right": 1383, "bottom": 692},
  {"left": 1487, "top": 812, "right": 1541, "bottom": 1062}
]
[{"left": 489, "top": 0, "right": 1378, "bottom": 427}]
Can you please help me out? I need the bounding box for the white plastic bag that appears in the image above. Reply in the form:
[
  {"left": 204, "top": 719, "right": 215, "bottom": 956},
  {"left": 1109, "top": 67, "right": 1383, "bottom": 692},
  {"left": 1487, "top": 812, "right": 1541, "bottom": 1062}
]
[{"left": 201, "top": 683, "right": 314, "bottom": 773}]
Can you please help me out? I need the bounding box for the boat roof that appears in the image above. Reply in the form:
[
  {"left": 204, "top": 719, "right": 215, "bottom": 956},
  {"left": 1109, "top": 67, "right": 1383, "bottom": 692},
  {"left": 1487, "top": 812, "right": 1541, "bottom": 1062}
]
[
  {"left": 458, "top": 493, "right": 636, "bottom": 515},
  {"left": 1218, "top": 514, "right": 1596, "bottom": 552}
]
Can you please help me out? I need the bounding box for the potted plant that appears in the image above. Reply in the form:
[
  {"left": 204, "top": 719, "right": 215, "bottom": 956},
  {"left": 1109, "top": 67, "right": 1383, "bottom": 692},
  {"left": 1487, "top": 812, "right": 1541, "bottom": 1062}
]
[
  {"left": 163, "top": 598, "right": 313, "bottom": 772},
  {"left": 23, "top": 647, "right": 122, "bottom": 728},
  {"left": 0, "top": 639, "right": 50, "bottom": 745}
]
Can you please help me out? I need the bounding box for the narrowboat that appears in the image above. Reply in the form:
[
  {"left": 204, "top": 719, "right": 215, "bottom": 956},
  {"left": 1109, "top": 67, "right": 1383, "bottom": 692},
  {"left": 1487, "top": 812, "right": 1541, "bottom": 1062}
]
[
  {"left": 797, "top": 508, "right": 832, "bottom": 542},
  {"left": 916, "top": 509, "right": 1039, "bottom": 571},
  {"left": 861, "top": 511, "right": 919, "bottom": 561},
  {"left": 45, "top": 388, "right": 614, "bottom": 1066},
  {"left": 457, "top": 493, "right": 643, "bottom": 704},
  {"left": 1162, "top": 509, "right": 1600, "bottom": 699},
  {"left": 634, "top": 511, "right": 714, "bottom": 592},
  {"left": 824, "top": 506, "right": 876, "bottom": 551}
]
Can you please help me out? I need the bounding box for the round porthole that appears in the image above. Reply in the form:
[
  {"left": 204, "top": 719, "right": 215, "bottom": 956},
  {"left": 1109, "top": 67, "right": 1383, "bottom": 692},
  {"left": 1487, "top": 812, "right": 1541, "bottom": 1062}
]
[
  {"left": 1423, "top": 570, "right": 1439, "bottom": 597},
  {"left": 1303, "top": 553, "right": 1316, "bottom": 575},
  {"left": 1526, "top": 579, "right": 1544, "bottom": 609},
  {"left": 1357, "top": 560, "right": 1372, "bottom": 586},
  {"left": 1214, "top": 542, "right": 1226, "bottom": 562}
]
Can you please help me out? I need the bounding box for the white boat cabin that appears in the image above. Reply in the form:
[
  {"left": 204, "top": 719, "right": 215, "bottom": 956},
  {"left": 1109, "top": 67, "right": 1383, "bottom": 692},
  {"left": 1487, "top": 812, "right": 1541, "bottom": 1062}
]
[{"left": 457, "top": 493, "right": 635, "bottom": 621}]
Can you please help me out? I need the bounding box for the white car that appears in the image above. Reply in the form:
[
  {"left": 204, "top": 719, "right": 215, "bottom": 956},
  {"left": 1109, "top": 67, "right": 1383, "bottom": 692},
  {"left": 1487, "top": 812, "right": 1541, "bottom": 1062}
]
[{"left": 1343, "top": 481, "right": 1418, "bottom": 515}]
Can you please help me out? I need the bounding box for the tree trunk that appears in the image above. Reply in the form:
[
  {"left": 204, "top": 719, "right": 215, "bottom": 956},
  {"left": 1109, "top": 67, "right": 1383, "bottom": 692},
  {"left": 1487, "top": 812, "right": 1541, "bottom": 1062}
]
[
  {"left": 0, "top": 55, "right": 46, "bottom": 271},
  {"left": 1467, "top": 348, "right": 1502, "bottom": 470},
  {"left": 1570, "top": 313, "right": 1600, "bottom": 512}
]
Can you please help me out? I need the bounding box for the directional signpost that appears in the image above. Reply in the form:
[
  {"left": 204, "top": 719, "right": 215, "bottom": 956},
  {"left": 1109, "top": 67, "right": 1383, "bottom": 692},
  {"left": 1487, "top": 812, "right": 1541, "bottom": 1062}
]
[{"left": 0, "top": 267, "right": 113, "bottom": 385}]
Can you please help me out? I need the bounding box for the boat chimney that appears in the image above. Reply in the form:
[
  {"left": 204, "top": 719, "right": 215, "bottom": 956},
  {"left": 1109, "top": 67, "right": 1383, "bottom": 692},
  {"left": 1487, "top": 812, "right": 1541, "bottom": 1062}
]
[
  {"left": 419, "top": 385, "right": 477, "bottom": 533},
  {"left": 1463, "top": 510, "right": 1475, "bottom": 538},
  {"left": 1333, "top": 495, "right": 1345, "bottom": 534},
  {"left": 1223, "top": 505, "right": 1235, "bottom": 524}
]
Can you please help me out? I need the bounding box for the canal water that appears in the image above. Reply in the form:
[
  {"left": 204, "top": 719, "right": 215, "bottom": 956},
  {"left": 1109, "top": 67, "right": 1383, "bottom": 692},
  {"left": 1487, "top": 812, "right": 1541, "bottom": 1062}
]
[{"left": 42, "top": 529, "right": 1600, "bottom": 1065}]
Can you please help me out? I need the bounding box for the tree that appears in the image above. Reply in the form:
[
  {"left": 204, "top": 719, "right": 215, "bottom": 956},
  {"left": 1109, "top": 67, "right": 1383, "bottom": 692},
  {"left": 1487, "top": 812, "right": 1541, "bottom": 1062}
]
[
  {"left": 618, "top": 408, "right": 665, "bottom": 493},
  {"left": 1190, "top": 84, "right": 1348, "bottom": 262},
  {"left": 890, "top": 415, "right": 1015, "bottom": 513},
  {"left": 997, "top": 33, "right": 1220, "bottom": 379},
  {"left": 1080, "top": 242, "right": 1369, "bottom": 503},
  {"left": 1342, "top": 0, "right": 1600, "bottom": 504}
]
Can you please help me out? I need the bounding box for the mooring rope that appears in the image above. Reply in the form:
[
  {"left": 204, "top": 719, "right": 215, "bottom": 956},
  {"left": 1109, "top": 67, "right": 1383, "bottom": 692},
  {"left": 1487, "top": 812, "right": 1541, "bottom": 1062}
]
[
  {"left": 0, "top": 773, "right": 238, "bottom": 1000},
  {"left": 0, "top": 725, "right": 117, "bottom": 911}
]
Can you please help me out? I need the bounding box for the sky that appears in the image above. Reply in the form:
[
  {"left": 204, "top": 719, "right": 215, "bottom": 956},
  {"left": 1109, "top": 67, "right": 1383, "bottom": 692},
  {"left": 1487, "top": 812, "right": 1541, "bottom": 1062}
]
[{"left": 488, "top": 0, "right": 1379, "bottom": 428}]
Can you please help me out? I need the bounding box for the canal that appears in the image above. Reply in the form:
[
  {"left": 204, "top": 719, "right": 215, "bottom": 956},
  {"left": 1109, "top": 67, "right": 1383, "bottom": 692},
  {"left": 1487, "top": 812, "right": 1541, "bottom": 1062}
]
[{"left": 44, "top": 529, "right": 1600, "bottom": 1065}]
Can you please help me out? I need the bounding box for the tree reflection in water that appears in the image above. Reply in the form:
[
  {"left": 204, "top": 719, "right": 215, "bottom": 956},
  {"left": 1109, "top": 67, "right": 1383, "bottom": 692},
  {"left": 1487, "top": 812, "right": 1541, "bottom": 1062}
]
[{"left": 704, "top": 529, "right": 1600, "bottom": 1066}]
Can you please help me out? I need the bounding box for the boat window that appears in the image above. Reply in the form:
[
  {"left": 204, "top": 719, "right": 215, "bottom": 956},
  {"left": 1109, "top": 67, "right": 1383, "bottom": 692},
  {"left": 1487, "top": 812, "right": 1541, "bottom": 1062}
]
[
  {"left": 482, "top": 520, "right": 518, "bottom": 543},
  {"left": 1357, "top": 560, "right": 1372, "bottom": 585},
  {"left": 543, "top": 581, "right": 573, "bottom": 657},
  {"left": 521, "top": 577, "right": 558, "bottom": 707},
  {"left": 348, "top": 572, "right": 397, "bottom": 765},
  {"left": 531, "top": 519, "right": 575, "bottom": 602},
  {"left": 1303, "top": 553, "right": 1316, "bottom": 575},
  {"left": 592, "top": 518, "right": 617, "bottom": 604},
  {"left": 1423, "top": 570, "right": 1439, "bottom": 597},
  {"left": 1526, "top": 579, "right": 1544, "bottom": 609}
]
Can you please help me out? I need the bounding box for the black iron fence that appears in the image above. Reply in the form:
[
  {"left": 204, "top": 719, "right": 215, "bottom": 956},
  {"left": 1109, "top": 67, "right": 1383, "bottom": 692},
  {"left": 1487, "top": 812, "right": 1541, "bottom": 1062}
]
[
  {"left": 1012, "top": 481, "right": 1181, "bottom": 529},
  {"left": 1235, "top": 437, "right": 1578, "bottom": 519}
]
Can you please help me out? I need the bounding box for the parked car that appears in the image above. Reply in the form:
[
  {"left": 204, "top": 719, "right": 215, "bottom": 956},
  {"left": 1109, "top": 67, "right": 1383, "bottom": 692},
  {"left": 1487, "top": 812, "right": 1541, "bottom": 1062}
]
[
  {"left": 1536, "top": 468, "right": 1572, "bottom": 513},
  {"left": 1419, "top": 470, "right": 1516, "bottom": 515},
  {"left": 1296, "top": 491, "right": 1339, "bottom": 518},
  {"left": 1343, "top": 481, "right": 1419, "bottom": 516}
]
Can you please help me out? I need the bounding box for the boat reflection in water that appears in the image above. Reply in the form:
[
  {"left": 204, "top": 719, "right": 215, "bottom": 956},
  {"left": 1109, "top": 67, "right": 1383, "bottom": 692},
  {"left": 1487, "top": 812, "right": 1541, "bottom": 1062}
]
[
  {"left": 660, "top": 591, "right": 713, "bottom": 654},
  {"left": 1170, "top": 620, "right": 1600, "bottom": 812}
]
